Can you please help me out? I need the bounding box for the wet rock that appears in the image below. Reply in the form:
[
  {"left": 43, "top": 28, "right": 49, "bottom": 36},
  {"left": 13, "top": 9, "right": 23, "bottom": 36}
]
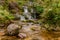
[
  {"left": 18, "top": 33, "right": 27, "bottom": 38},
  {"left": 19, "top": 23, "right": 40, "bottom": 37},
  {"left": 7, "top": 24, "right": 21, "bottom": 36}
]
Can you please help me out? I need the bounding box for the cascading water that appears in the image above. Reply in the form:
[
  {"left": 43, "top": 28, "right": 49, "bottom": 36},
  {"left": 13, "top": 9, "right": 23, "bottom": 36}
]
[
  {"left": 23, "top": 5, "right": 33, "bottom": 20},
  {"left": 20, "top": 15, "right": 26, "bottom": 21},
  {"left": 15, "top": 13, "right": 26, "bottom": 21},
  {"left": 31, "top": 8, "right": 36, "bottom": 19},
  {"left": 16, "top": 5, "right": 34, "bottom": 21},
  {"left": 29, "top": 0, "right": 37, "bottom": 20},
  {"left": 19, "top": 0, "right": 37, "bottom": 21}
]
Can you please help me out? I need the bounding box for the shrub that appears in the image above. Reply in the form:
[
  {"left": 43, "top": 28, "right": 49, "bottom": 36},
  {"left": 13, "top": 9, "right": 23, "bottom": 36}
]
[{"left": 0, "top": 5, "right": 15, "bottom": 25}]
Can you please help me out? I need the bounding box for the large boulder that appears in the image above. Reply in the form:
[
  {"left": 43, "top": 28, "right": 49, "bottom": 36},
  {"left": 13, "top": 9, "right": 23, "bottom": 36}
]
[{"left": 7, "top": 24, "right": 21, "bottom": 36}]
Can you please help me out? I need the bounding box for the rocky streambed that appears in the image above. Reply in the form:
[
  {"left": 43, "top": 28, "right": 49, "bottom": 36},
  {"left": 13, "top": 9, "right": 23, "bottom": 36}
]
[{"left": 0, "top": 21, "right": 60, "bottom": 40}]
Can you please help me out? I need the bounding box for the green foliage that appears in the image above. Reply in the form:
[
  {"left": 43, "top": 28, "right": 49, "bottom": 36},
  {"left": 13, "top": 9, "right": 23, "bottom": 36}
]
[
  {"left": 35, "top": 0, "right": 60, "bottom": 30},
  {"left": 34, "top": 5, "right": 44, "bottom": 13},
  {"left": 0, "top": 5, "right": 15, "bottom": 24},
  {"left": 17, "top": 0, "right": 28, "bottom": 6},
  {"left": 0, "top": 0, "right": 60, "bottom": 30},
  {"left": 45, "top": 10, "right": 56, "bottom": 24}
]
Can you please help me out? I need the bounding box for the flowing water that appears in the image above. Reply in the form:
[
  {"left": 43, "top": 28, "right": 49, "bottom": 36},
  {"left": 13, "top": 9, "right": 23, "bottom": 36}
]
[
  {"left": 0, "top": 1, "right": 60, "bottom": 40},
  {"left": 0, "top": 21, "right": 60, "bottom": 40},
  {"left": 20, "top": 15, "right": 26, "bottom": 21},
  {"left": 31, "top": 8, "right": 36, "bottom": 19},
  {"left": 23, "top": 6, "right": 33, "bottom": 20},
  {"left": 21, "top": 5, "right": 37, "bottom": 21},
  {"left": 19, "top": 0, "right": 36, "bottom": 21}
]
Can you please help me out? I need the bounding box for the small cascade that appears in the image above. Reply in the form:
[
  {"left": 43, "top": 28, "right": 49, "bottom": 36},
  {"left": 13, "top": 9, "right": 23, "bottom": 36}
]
[
  {"left": 31, "top": 8, "right": 36, "bottom": 19},
  {"left": 28, "top": 0, "right": 33, "bottom": 6},
  {"left": 28, "top": 1, "right": 33, "bottom": 6},
  {"left": 18, "top": 0, "right": 37, "bottom": 21},
  {"left": 15, "top": 13, "right": 26, "bottom": 21},
  {"left": 15, "top": 7, "right": 37, "bottom": 21},
  {"left": 23, "top": 6, "right": 29, "bottom": 14},
  {"left": 20, "top": 15, "right": 26, "bottom": 21},
  {"left": 29, "top": 0, "right": 37, "bottom": 20},
  {"left": 23, "top": 6, "right": 33, "bottom": 20}
]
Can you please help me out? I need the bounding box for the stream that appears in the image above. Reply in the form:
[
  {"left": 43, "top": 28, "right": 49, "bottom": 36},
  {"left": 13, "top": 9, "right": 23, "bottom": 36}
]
[
  {"left": 0, "top": 21, "right": 60, "bottom": 40},
  {"left": 0, "top": 0, "right": 60, "bottom": 40}
]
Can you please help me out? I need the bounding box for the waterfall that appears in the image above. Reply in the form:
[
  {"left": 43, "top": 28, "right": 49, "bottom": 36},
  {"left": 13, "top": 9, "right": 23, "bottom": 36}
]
[
  {"left": 15, "top": 3, "right": 36, "bottom": 21},
  {"left": 23, "top": 6, "right": 33, "bottom": 20},
  {"left": 15, "top": 6, "right": 34, "bottom": 21},
  {"left": 23, "top": 6, "right": 28, "bottom": 14}
]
